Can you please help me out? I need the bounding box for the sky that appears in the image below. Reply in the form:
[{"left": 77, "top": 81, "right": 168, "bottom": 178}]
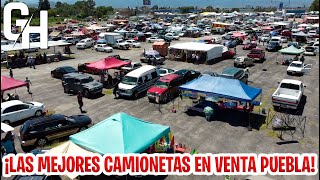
[{"left": 2, "top": 0, "right": 313, "bottom": 8}]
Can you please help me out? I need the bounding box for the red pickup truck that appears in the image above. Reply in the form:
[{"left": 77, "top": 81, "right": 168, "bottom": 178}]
[
  {"left": 147, "top": 74, "right": 183, "bottom": 103},
  {"left": 247, "top": 48, "right": 266, "bottom": 62}
]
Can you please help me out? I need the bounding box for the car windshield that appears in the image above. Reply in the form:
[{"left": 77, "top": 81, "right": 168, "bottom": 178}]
[
  {"left": 235, "top": 57, "right": 244, "bottom": 61},
  {"left": 269, "top": 42, "right": 278, "bottom": 45},
  {"left": 81, "top": 77, "right": 94, "bottom": 84},
  {"left": 280, "top": 83, "right": 300, "bottom": 90},
  {"left": 154, "top": 81, "right": 169, "bottom": 88},
  {"left": 64, "top": 67, "right": 76, "bottom": 72},
  {"left": 65, "top": 116, "right": 75, "bottom": 123},
  {"left": 159, "top": 70, "right": 167, "bottom": 74},
  {"left": 122, "top": 76, "right": 137, "bottom": 85},
  {"left": 154, "top": 54, "right": 161, "bottom": 58},
  {"left": 174, "top": 70, "right": 187, "bottom": 75},
  {"left": 305, "top": 47, "right": 314, "bottom": 51},
  {"left": 290, "top": 63, "right": 303, "bottom": 67},
  {"left": 80, "top": 40, "right": 85, "bottom": 43}
]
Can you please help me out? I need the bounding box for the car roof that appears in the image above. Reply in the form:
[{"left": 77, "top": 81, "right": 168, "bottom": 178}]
[
  {"left": 1, "top": 100, "right": 24, "bottom": 109},
  {"left": 24, "top": 114, "right": 65, "bottom": 127},
  {"left": 125, "top": 65, "right": 156, "bottom": 78},
  {"left": 222, "top": 67, "right": 241, "bottom": 75},
  {"left": 291, "top": 61, "right": 303, "bottom": 64},
  {"left": 58, "top": 66, "right": 75, "bottom": 69},
  {"left": 281, "top": 79, "right": 302, "bottom": 85},
  {"left": 159, "top": 74, "right": 181, "bottom": 82},
  {"left": 63, "top": 73, "right": 89, "bottom": 79}
]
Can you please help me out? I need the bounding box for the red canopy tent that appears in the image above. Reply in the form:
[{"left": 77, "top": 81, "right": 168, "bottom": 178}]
[
  {"left": 86, "top": 57, "right": 130, "bottom": 70},
  {"left": 231, "top": 32, "right": 246, "bottom": 40},
  {"left": 262, "top": 26, "right": 273, "bottom": 30},
  {"left": 1, "top": 76, "right": 28, "bottom": 93}
]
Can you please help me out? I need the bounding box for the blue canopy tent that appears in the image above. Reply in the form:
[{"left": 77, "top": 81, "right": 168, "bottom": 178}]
[
  {"left": 70, "top": 112, "right": 170, "bottom": 154},
  {"left": 269, "top": 31, "right": 279, "bottom": 36},
  {"left": 179, "top": 75, "right": 262, "bottom": 102}
]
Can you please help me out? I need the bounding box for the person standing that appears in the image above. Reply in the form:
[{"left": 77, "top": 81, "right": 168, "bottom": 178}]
[
  {"left": 1, "top": 132, "right": 17, "bottom": 155},
  {"left": 31, "top": 56, "right": 36, "bottom": 69},
  {"left": 25, "top": 77, "right": 32, "bottom": 94},
  {"left": 113, "top": 83, "right": 119, "bottom": 99},
  {"left": 77, "top": 91, "right": 84, "bottom": 113},
  {"left": 9, "top": 68, "right": 13, "bottom": 78},
  {"left": 195, "top": 54, "right": 200, "bottom": 64},
  {"left": 191, "top": 53, "right": 196, "bottom": 63}
]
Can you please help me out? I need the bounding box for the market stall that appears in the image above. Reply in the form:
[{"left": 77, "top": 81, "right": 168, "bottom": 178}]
[
  {"left": 69, "top": 112, "right": 171, "bottom": 154},
  {"left": 179, "top": 75, "right": 262, "bottom": 123},
  {"left": 1, "top": 76, "right": 29, "bottom": 101},
  {"left": 277, "top": 46, "right": 305, "bottom": 64},
  {"left": 86, "top": 57, "right": 130, "bottom": 71},
  {"left": 168, "top": 42, "right": 224, "bottom": 63},
  {"left": 153, "top": 41, "right": 169, "bottom": 57}
]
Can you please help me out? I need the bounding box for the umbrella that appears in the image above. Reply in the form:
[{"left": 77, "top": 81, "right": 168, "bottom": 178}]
[{"left": 1, "top": 123, "right": 14, "bottom": 133}]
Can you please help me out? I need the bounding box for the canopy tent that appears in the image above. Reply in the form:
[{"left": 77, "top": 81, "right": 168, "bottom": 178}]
[
  {"left": 278, "top": 46, "right": 304, "bottom": 55},
  {"left": 262, "top": 26, "right": 273, "bottom": 30},
  {"left": 70, "top": 112, "right": 170, "bottom": 154},
  {"left": 1, "top": 76, "right": 28, "bottom": 93},
  {"left": 1, "top": 41, "right": 71, "bottom": 52},
  {"left": 46, "top": 141, "right": 94, "bottom": 179},
  {"left": 231, "top": 32, "right": 246, "bottom": 40},
  {"left": 86, "top": 57, "right": 130, "bottom": 71},
  {"left": 269, "top": 31, "right": 279, "bottom": 36},
  {"left": 86, "top": 25, "right": 108, "bottom": 31},
  {"left": 298, "top": 23, "right": 311, "bottom": 27},
  {"left": 1, "top": 123, "right": 14, "bottom": 133},
  {"left": 311, "top": 24, "right": 319, "bottom": 28},
  {"left": 292, "top": 31, "right": 309, "bottom": 37},
  {"left": 179, "top": 75, "right": 262, "bottom": 102}
]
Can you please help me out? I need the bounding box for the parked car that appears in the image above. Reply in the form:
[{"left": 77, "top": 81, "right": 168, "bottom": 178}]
[
  {"left": 117, "top": 65, "right": 160, "bottom": 99},
  {"left": 1, "top": 100, "right": 45, "bottom": 125},
  {"left": 303, "top": 46, "right": 317, "bottom": 56},
  {"left": 280, "top": 36, "right": 288, "bottom": 43},
  {"left": 200, "top": 71, "right": 218, "bottom": 77},
  {"left": 19, "top": 114, "right": 92, "bottom": 148},
  {"left": 94, "top": 44, "right": 113, "bottom": 52},
  {"left": 146, "top": 37, "right": 164, "bottom": 43},
  {"left": 287, "top": 42, "right": 301, "bottom": 49},
  {"left": 140, "top": 50, "right": 165, "bottom": 64},
  {"left": 113, "top": 39, "right": 130, "bottom": 50},
  {"left": 272, "top": 79, "right": 305, "bottom": 109},
  {"left": 61, "top": 36, "right": 81, "bottom": 45},
  {"left": 165, "top": 33, "right": 180, "bottom": 40},
  {"left": 76, "top": 38, "right": 95, "bottom": 49},
  {"left": 242, "top": 41, "right": 257, "bottom": 50},
  {"left": 287, "top": 61, "right": 312, "bottom": 75},
  {"left": 62, "top": 73, "right": 103, "bottom": 97},
  {"left": 224, "top": 40, "right": 237, "bottom": 48},
  {"left": 125, "top": 40, "right": 141, "bottom": 48},
  {"left": 234, "top": 56, "right": 255, "bottom": 67},
  {"left": 222, "top": 32, "right": 234, "bottom": 40},
  {"left": 219, "top": 67, "right": 249, "bottom": 84},
  {"left": 120, "top": 62, "right": 143, "bottom": 73},
  {"left": 77, "top": 63, "right": 102, "bottom": 75},
  {"left": 266, "top": 41, "right": 282, "bottom": 52},
  {"left": 174, "top": 69, "right": 201, "bottom": 84},
  {"left": 147, "top": 74, "right": 183, "bottom": 103},
  {"left": 259, "top": 34, "right": 271, "bottom": 42},
  {"left": 51, "top": 66, "right": 77, "bottom": 79},
  {"left": 247, "top": 48, "right": 266, "bottom": 62},
  {"left": 158, "top": 68, "right": 177, "bottom": 77}
]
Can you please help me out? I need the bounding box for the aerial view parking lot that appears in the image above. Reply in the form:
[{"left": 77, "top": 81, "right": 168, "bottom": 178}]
[{"left": 1, "top": 0, "right": 319, "bottom": 179}]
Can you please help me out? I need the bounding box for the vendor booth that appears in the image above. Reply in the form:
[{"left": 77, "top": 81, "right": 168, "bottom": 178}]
[
  {"left": 277, "top": 46, "right": 305, "bottom": 65},
  {"left": 1, "top": 76, "right": 29, "bottom": 101},
  {"left": 168, "top": 42, "right": 224, "bottom": 63},
  {"left": 179, "top": 75, "right": 262, "bottom": 123},
  {"left": 86, "top": 57, "right": 130, "bottom": 71},
  {"left": 69, "top": 112, "right": 171, "bottom": 154},
  {"left": 153, "top": 41, "right": 169, "bottom": 57}
]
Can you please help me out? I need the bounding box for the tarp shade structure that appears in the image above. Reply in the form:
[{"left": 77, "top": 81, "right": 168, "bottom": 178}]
[
  {"left": 279, "top": 46, "right": 304, "bottom": 55},
  {"left": 86, "top": 57, "right": 130, "bottom": 70},
  {"left": 70, "top": 112, "right": 170, "bottom": 154},
  {"left": 1, "top": 76, "right": 28, "bottom": 93},
  {"left": 179, "top": 75, "right": 262, "bottom": 102}
]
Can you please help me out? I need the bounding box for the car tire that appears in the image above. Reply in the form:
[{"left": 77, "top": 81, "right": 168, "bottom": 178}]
[
  {"left": 3, "top": 120, "right": 10, "bottom": 125},
  {"left": 35, "top": 110, "right": 43, "bottom": 117},
  {"left": 133, "top": 91, "right": 139, "bottom": 99},
  {"left": 36, "top": 138, "right": 47, "bottom": 147},
  {"left": 78, "top": 126, "right": 87, "bottom": 132},
  {"left": 64, "top": 87, "right": 69, "bottom": 93},
  {"left": 83, "top": 89, "right": 90, "bottom": 98}
]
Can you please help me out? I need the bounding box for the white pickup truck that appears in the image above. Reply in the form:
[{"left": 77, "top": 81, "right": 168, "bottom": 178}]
[
  {"left": 287, "top": 61, "right": 312, "bottom": 75},
  {"left": 272, "top": 79, "right": 305, "bottom": 109}
]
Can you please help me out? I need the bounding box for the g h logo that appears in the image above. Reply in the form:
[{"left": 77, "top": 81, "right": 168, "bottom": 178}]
[{"left": 3, "top": 2, "right": 48, "bottom": 49}]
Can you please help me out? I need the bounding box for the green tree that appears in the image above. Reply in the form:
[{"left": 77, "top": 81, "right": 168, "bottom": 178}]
[
  {"left": 309, "top": 0, "right": 319, "bottom": 11},
  {"left": 179, "top": 6, "right": 195, "bottom": 14},
  {"left": 231, "top": 8, "right": 240, "bottom": 12},
  {"left": 151, "top": 5, "right": 159, "bottom": 10},
  {"left": 38, "top": 0, "right": 51, "bottom": 10},
  {"left": 55, "top": 1, "right": 62, "bottom": 8},
  {"left": 205, "top": 6, "right": 214, "bottom": 12}
]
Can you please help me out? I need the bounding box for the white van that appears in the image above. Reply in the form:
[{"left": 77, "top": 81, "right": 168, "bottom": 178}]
[
  {"left": 117, "top": 65, "right": 160, "bottom": 99},
  {"left": 270, "top": 36, "right": 282, "bottom": 45}
]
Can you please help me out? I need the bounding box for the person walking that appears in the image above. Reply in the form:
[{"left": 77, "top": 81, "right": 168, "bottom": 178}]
[
  {"left": 25, "top": 77, "right": 32, "bottom": 94},
  {"left": 300, "top": 55, "right": 305, "bottom": 63},
  {"left": 1, "top": 132, "right": 17, "bottom": 155},
  {"left": 31, "top": 56, "right": 36, "bottom": 69},
  {"left": 9, "top": 68, "right": 13, "bottom": 78},
  {"left": 195, "top": 54, "right": 200, "bottom": 64},
  {"left": 113, "top": 83, "right": 119, "bottom": 99},
  {"left": 77, "top": 91, "right": 84, "bottom": 113},
  {"left": 191, "top": 53, "right": 196, "bottom": 63}
]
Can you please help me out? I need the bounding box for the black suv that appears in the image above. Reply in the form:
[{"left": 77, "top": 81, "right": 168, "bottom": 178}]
[
  {"left": 62, "top": 73, "right": 103, "bottom": 97},
  {"left": 19, "top": 114, "right": 92, "bottom": 150},
  {"left": 174, "top": 69, "right": 201, "bottom": 84}
]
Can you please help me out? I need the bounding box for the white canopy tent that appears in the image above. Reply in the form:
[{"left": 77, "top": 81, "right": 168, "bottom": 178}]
[
  {"left": 1, "top": 41, "right": 71, "bottom": 52},
  {"left": 169, "top": 42, "right": 224, "bottom": 61}
]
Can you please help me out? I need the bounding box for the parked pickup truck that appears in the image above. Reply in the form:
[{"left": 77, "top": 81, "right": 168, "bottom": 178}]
[
  {"left": 272, "top": 79, "right": 305, "bottom": 110},
  {"left": 113, "top": 39, "right": 130, "bottom": 50},
  {"left": 247, "top": 48, "right": 266, "bottom": 62},
  {"left": 287, "top": 61, "right": 312, "bottom": 75}
]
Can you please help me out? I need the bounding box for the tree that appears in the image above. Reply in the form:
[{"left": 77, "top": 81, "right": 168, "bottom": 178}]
[
  {"left": 38, "top": 0, "right": 51, "bottom": 10},
  {"left": 205, "top": 6, "right": 214, "bottom": 12},
  {"left": 55, "top": 1, "right": 62, "bottom": 8},
  {"left": 309, "top": 0, "right": 319, "bottom": 11},
  {"left": 151, "top": 5, "right": 159, "bottom": 10},
  {"left": 231, "top": 8, "right": 240, "bottom": 12}
]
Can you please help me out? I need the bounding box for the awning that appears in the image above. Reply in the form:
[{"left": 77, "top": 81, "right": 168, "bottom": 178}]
[
  {"left": 70, "top": 112, "right": 170, "bottom": 154},
  {"left": 169, "top": 42, "right": 223, "bottom": 52},
  {"left": 1, "top": 76, "right": 28, "bottom": 93},
  {"left": 279, "top": 46, "right": 304, "bottom": 55},
  {"left": 1, "top": 41, "right": 71, "bottom": 52},
  {"left": 179, "top": 75, "right": 262, "bottom": 102},
  {"left": 86, "top": 57, "right": 130, "bottom": 70}
]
